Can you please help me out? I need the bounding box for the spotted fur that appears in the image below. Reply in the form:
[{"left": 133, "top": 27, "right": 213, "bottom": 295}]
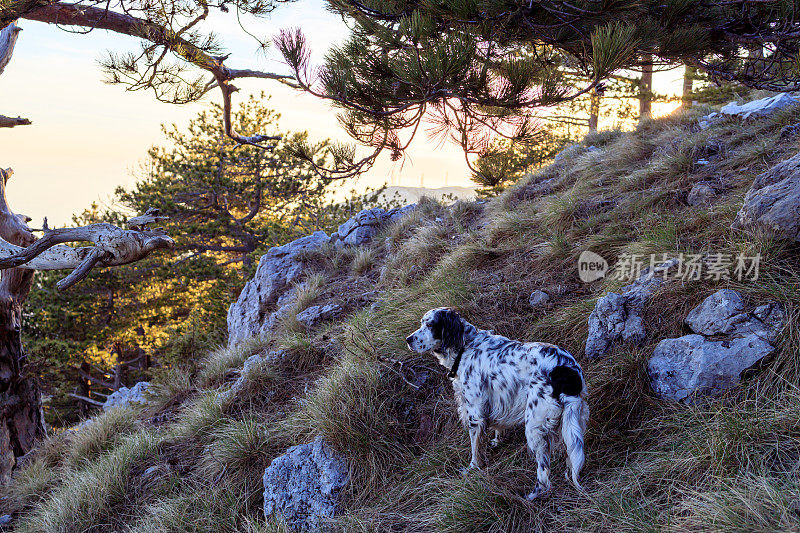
[{"left": 406, "top": 307, "right": 590, "bottom": 500}]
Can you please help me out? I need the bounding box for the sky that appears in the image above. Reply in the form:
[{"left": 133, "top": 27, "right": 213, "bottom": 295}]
[{"left": 0, "top": 3, "right": 684, "bottom": 225}]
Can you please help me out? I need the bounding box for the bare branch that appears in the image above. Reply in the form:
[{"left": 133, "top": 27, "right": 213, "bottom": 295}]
[
  {"left": 0, "top": 20, "right": 21, "bottom": 76},
  {"left": 127, "top": 207, "right": 168, "bottom": 230},
  {"left": 15, "top": 4, "right": 296, "bottom": 147},
  {"left": 0, "top": 115, "right": 31, "bottom": 128}
]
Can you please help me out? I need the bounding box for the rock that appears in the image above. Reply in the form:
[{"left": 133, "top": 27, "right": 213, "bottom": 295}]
[
  {"left": 336, "top": 208, "right": 386, "bottom": 247},
  {"left": 780, "top": 123, "right": 800, "bottom": 138},
  {"left": 720, "top": 93, "right": 798, "bottom": 120},
  {"left": 529, "top": 290, "right": 550, "bottom": 309},
  {"left": 0, "top": 515, "right": 11, "bottom": 527},
  {"left": 648, "top": 333, "right": 775, "bottom": 402},
  {"left": 585, "top": 259, "right": 678, "bottom": 358},
  {"left": 227, "top": 231, "right": 330, "bottom": 345},
  {"left": 649, "top": 292, "right": 786, "bottom": 402},
  {"left": 263, "top": 436, "right": 349, "bottom": 531},
  {"left": 732, "top": 151, "right": 800, "bottom": 243},
  {"left": 335, "top": 205, "right": 416, "bottom": 248},
  {"left": 698, "top": 112, "right": 720, "bottom": 130},
  {"left": 687, "top": 182, "right": 717, "bottom": 206},
  {"left": 685, "top": 289, "right": 745, "bottom": 335},
  {"left": 217, "top": 350, "right": 286, "bottom": 405},
  {"left": 296, "top": 304, "right": 343, "bottom": 328},
  {"left": 102, "top": 381, "right": 150, "bottom": 411}
]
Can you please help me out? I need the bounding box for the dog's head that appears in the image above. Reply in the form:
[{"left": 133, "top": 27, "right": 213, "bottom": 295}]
[{"left": 406, "top": 308, "right": 465, "bottom": 358}]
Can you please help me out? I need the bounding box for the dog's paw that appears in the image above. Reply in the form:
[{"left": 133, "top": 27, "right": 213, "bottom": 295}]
[{"left": 526, "top": 485, "right": 551, "bottom": 501}]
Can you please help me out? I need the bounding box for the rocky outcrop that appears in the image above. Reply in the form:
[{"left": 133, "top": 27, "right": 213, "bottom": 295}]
[
  {"left": 732, "top": 151, "right": 800, "bottom": 243},
  {"left": 648, "top": 290, "right": 786, "bottom": 402},
  {"left": 585, "top": 259, "right": 678, "bottom": 358},
  {"left": 228, "top": 205, "right": 417, "bottom": 345},
  {"left": 102, "top": 381, "right": 150, "bottom": 411},
  {"left": 227, "top": 231, "right": 330, "bottom": 345},
  {"left": 297, "top": 304, "right": 343, "bottom": 328},
  {"left": 263, "top": 437, "right": 349, "bottom": 531}
]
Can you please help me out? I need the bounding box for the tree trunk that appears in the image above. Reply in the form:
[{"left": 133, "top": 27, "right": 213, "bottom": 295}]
[
  {"left": 0, "top": 234, "right": 42, "bottom": 485},
  {"left": 682, "top": 65, "right": 694, "bottom": 109},
  {"left": 639, "top": 55, "right": 654, "bottom": 121},
  {"left": 588, "top": 89, "right": 601, "bottom": 132}
]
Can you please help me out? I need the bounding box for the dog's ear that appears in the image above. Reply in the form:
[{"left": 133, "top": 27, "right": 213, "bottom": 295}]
[{"left": 439, "top": 309, "right": 465, "bottom": 355}]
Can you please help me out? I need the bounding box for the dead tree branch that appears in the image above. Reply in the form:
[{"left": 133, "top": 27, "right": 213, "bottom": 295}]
[{"left": 0, "top": 168, "right": 174, "bottom": 290}]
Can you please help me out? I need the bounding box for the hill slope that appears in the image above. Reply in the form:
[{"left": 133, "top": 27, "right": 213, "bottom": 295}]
[{"left": 3, "top": 99, "right": 800, "bottom": 532}]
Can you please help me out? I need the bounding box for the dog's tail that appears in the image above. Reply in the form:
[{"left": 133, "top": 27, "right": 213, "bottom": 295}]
[{"left": 560, "top": 393, "right": 589, "bottom": 491}]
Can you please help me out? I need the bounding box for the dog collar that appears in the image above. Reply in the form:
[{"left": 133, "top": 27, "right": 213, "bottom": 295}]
[{"left": 448, "top": 347, "right": 465, "bottom": 379}]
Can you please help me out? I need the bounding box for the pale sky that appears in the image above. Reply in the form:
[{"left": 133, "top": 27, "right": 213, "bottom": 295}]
[{"left": 0, "top": 0, "right": 472, "bottom": 225}]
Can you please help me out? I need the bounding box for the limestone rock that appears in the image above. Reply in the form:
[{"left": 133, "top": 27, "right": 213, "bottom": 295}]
[
  {"left": 102, "top": 381, "right": 150, "bottom": 411},
  {"left": 585, "top": 259, "right": 678, "bottom": 358},
  {"left": 334, "top": 205, "right": 416, "bottom": 248},
  {"left": 687, "top": 182, "right": 716, "bottom": 206},
  {"left": 529, "top": 290, "right": 550, "bottom": 309},
  {"left": 649, "top": 290, "right": 786, "bottom": 402},
  {"left": 263, "top": 437, "right": 349, "bottom": 531},
  {"left": 684, "top": 289, "right": 745, "bottom": 335},
  {"left": 648, "top": 333, "right": 775, "bottom": 402},
  {"left": 732, "top": 151, "right": 800, "bottom": 243},
  {"left": 217, "top": 350, "right": 286, "bottom": 406},
  {"left": 720, "top": 93, "right": 798, "bottom": 120},
  {"left": 227, "top": 231, "right": 330, "bottom": 345},
  {"left": 296, "top": 304, "right": 343, "bottom": 328}
]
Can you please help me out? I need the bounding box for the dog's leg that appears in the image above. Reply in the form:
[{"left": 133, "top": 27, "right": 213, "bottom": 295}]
[
  {"left": 525, "top": 389, "right": 560, "bottom": 500},
  {"left": 467, "top": 415, "right": 487, "bottom": 470}
]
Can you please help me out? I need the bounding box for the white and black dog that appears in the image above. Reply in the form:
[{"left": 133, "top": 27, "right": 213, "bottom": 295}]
[{"left": 406, "top": 307, "right": 589, "bottom": 500}]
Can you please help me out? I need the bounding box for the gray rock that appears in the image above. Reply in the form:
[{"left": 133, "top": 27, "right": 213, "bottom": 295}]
[
  {"left": 649, "top": 293, "right": 786, "bottom": 402},
  {"left": 227, "top": 231, "right": 330, "bottom": 345},
  {"left": 732, "top": 151, "right": 800, "bottom": 243},
  {"left": 0, "top": 514, "right": 11, "bottom": 527},
  {"left": 337, "top": 208, "right": 386, "bottom": 247},
  {"left": 296, "top": 304, "right": 343, "bottom": 328},
  {"left": 102, "top": 381, "right": 150, "bottom": 411},
  {"left": 217, "top": 350, "right": 286, "bottom": 405},
  {"left": 685, "top": 289, "right": 745, "bottom": 335},
  {"left": 648, "top": 333, "right": 775, "bottom": 402},
  {"left": 335, "top": 205, "right": 417, "bottom": 248},
  {"left": 720, "top": 93, "right": 798, "bottom": 120},
  {"left": 585, "top": 259, "right": 679, "bottom": 358},
  {"left": 529, "top": 290, "right": 550, "bottom": 309},
  {"left": 263, "top": 437, "right": 349, "bottom": 531},
  {"left": 687, "top": 182, "right": 716, "bottom": 206}
]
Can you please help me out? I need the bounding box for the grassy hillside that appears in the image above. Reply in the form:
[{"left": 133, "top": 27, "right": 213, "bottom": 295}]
[{"left": 3, "top": 100, "right": 800, "bottom": 532}]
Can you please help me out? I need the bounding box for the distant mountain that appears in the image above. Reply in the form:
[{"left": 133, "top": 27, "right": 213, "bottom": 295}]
[{"left": 380, "top": 185, "right": 477, "bottom": 204}]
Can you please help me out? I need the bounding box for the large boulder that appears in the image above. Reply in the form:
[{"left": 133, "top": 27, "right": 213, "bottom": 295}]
[
  {"left": 732, "top": 151, "right": 800, "bottom": 243},
  {"left": 585, "top": 259, "right": 678, "bottom": 358},
  {"left": 648, "top": 290, "right": 786, "bottom": 402},
  {"left": 227, "top": 231, "right": 330, "bottom": 345},
  {"left": 102, "top": 381, "right": 150, "bottom": 411},
  {"left": 263, "top": 437, "right": 349, "bottom": 531}
]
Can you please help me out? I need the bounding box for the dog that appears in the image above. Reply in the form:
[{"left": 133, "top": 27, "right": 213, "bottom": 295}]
[{"left": 406, "top": 307, "right": 589, "bottom": 500}]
